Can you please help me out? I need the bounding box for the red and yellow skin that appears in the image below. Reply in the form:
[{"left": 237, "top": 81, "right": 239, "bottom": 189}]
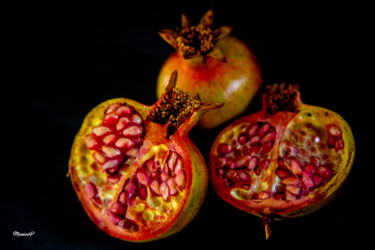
[
  {"left": 157, "top": 8, "right": 262, "bottom": 129},
  {"left": 69, "top": 71, "right": 222, "bottom": 242},
  {"left": 208, "top": 84, "right": 355, "bottom": 238}
]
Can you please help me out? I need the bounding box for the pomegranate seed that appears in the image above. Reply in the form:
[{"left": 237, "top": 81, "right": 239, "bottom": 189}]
[
  {"left": 303, "top": 164, "right": 316, "bottom": 175},
  {"left": 225, "top": 157, "right": 236, "bottom": 169},
  {"left": 85, "top": 134, "right": 99, "bottom": 150},
  {"left": 115, "top": 137, "right": 133, "bottom": 149},
  {"left": 116, "top": 105, "right": 133, "bottom": 116},
  {"left": 149, "top": 179, "right": 161, "bottom": 195},
  {"left": 249, "top": 135, "right": 260, "bottom": 145},
  {"left": 125, "top": 148, "right": 139, "bottom": 158},
  {"left": 159, "top": 172, "right": 169, "bottom": 182},
  {"left": 123, "top": 124, "right": 143, "bottom": 137},
  {"left": 125, "top": 179, "right": 138, "bottom": 197},
  {"left": 242, "top": 146, "right": 251, "bottom": 155},
  {"left": 247, "top": 124, "right": 259, "bottom": 137},
  {"left": 259, "top": 159, "right": 270, "bottom": 170},
  {"left": 239, "top": 171, "right": 250, "bottom": 181},
  {"left": 167, "top": 151, "right": 178, "bottom": 170},
  {"left": 102, "top": 134, "right": 116, "bottom": 145},
  {"left": 226, "top": 169, "right": 238, "bottom": 180},
  {"left": 132, "top": 113, "right": 143, "bottom": 124},
  {"left": 107, "top": 174, "right": 121, "bottom": 184},
  {"left": 335, "top": 139, "right": 344, "bottom": 151},
  {"left": 139, "top": 185, "right": 148, "bottom": 200},
  {"left": 102, "top": 146, "right": 121, "bottom": 158},
  {"left": 261, "top": 132, "right": 276, "bottom": 143},
  {"left": 258, "top": 123, "right": 271, "bottom": 137},
  {"left": 309, "top": 156, "right": 320, "bottom": 166},
  {"left": 286, "top": 186, "right": 300, "bottom": 195},
  {"left": 111, "top": 202, "right": 126, "bottom": 216},
  {"left": 160, "top": 182, "right": 170, "bottom": 201},
  {"left": 215, "top": 156, "right": 227, "bottom": 168},
  {"left": 118, "top": 191, "right": 127, "bottom": 205},
  {"left": 302, "top": 172, "right": 314, "bottom": 190},
  {"left": 276, "top": 168, "right": 291, "bottom": 179},
  {"left": 250, "top": 144, "right": 261, "bottom": 155},
  {"left": 175, "top": 170, "right": 187, "bottom": 190},
  {"left": 93, "top": 126, "right": 112, "bottom": 137},
  {"left": 327, "top": 124, "right": 342, "bottom": 137},
  {"left": 317, "top": 166, "right": 331, "bottom": 180},
  {"left": 261, "top": 141, "right": 274, "bottom": 154},
  {"left": 327, "top": 136, "right": 336, "bottom": 148},
  {"left": 108, "top": 211, "right": 121, "bottom": 225},
  {"left": 290, "top": 160, "right": 303, "bottom": 176},
  {"left": 84, "top": 182, "right": 98, "bottom": 198},
  {"left": 136, "top": 170, "right": 149, "bottom": 186},
  {"left": 217, "top": 168, "right": 225, "bottom": 176},
  {"left": 217, "top": 143, "right": 232, "bottom": 155},
  {"left": 285, "top": 191, "right": 297, "bottom": 201},
  {"left": 93, "top": 151, "right": 106, "bottom": 165},
  {"left": 236, "top": 155, "right": 251, "bottom": 168},
  {"left": 282, "top": 177, "right": 301, "bottom": 186},
  {"left": 122, "top": 219, "right": 139, "bottom": 231},
  {"left": 102, "top": 157, "right": 122, "bottom": 171},
  {"left": 234, "top": 149, "right": 242, "bottom": 159},
  {"left": 145, "top": 159, "right": 157, "bottom": 173},
  {"left": 104, "top": 113, "right": 119, "bottom": 125},
  {"left": 312, "top": 175, "right": 323, "bottom": 186},
  {"left": 247, "top": 157, "right": 258, "bottom": 170},
  {"left": 238, "top": 132, "right": 249, "bottom": 145},
  {"left": 167, "top": 178, "right": 178, "bottom": 195},
  {"left": 174, "top": 158, "right": 184, "bottom": 175},
  {"left": 105, "top": 104, "right": 120, "bottom": 114},
  {"left": 116, "top": 117, "right": 131, "bottom": 131}
]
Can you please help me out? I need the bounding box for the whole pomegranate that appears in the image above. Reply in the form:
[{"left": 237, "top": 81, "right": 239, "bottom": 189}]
[
  {"left": 157, "top": 8, "right": 262, "bottom": 129},
  {"left": 69, "top": 71, "right": 222, "bottom": 242},
  {"left": 208, "top": 83, "right": 355, "bottom": 239}
]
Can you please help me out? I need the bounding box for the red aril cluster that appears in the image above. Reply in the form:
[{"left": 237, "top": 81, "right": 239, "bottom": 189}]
[{"left": 209, "top": 83, "right": 355, "bottom": 239}]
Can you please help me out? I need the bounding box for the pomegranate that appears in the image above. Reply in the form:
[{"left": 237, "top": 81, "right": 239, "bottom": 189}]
[
  {"left": 157, "top": 8, "right": 262, "bottom": 129},
  {"left": 69, "top": 71, "right": 222, "bottom": 242},
  {"left": 208, "top": 83, "right": 355, "bottom": 239}
]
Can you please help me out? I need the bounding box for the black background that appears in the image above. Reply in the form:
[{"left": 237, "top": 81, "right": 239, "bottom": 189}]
[{"left": 4, "top": 2, "right": 371, "bottom": 249}]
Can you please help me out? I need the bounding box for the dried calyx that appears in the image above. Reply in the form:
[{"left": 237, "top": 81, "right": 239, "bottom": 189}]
[
  {"left": 159, "top": 8, "right": 232, "bottom": 60},
  {"left": 264, "top": 83, "right": 300, "bottom": 115},
  {"left": 150, "top": 71, "right": 202, "bottom": 134}
]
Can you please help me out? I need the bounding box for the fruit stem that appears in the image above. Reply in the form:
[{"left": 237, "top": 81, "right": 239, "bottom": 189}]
[{"left": 262, "top": 215, "right": 273, "bottom": 240}]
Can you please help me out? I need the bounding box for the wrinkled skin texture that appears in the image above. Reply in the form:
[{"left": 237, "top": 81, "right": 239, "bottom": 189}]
[{"left": 208, "top": 84, "right": 355, "bottom": 238}]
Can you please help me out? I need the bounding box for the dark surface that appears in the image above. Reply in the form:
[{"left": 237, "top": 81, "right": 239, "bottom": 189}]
[{"left": 4, "top": 2, "right": 370, "bottom": 249}]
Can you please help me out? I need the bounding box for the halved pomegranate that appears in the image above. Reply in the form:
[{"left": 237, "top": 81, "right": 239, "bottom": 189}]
[
  {"left": 209, "top": 83, "right": 355, "bottom": 239},
  {"left": 69, "top": 71, "right": 222, "bottom": 242}
]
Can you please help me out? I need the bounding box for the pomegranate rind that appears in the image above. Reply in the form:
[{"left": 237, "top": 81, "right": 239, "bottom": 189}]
[
  {"left": 157, "top": 36, "right": 262, "bottom": 129},
  {"left": 69, "top": 98, "right": 209, "bottom": 242},
  {"left": 209, "top": 103, "right": 355, "bottom": 220}
]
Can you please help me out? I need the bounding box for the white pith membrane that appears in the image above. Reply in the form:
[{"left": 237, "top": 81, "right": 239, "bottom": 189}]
[
  {"left": 213, "top": 110, "right": 345, "bottom": 203},
  {"left": 75, "top": 103, "right": 187, "bottom": 232}
]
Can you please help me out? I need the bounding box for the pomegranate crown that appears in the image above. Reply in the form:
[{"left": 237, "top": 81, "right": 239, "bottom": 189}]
[
  {"left": 150, "top": 70, "right": 223, "bottom": 135},
  {"left": 159, "top": 8, "right": 232, "bottom": 60},
  {"left": 263, "top": 83, "right": 301, "bottom": 115}
]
